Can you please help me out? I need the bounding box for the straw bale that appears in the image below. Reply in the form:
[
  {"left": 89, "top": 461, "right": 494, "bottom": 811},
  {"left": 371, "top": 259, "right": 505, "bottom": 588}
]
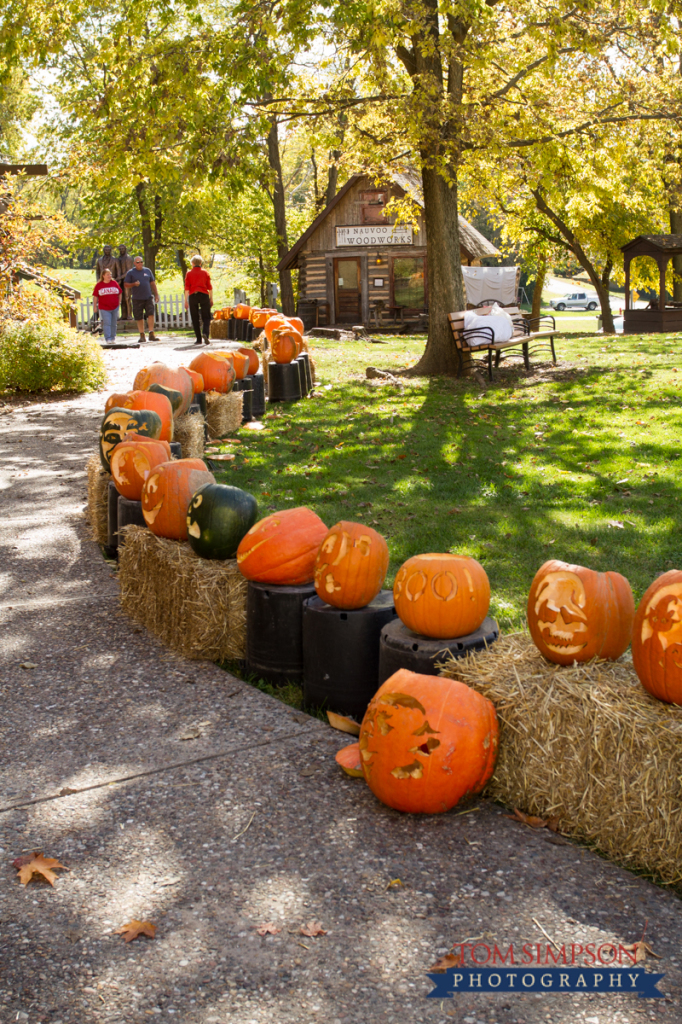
[
  {"left": 439, "top": 633, "right": 682, "bottom": 884},
  {"left": 174, "top": 412, "right": 205, "bottom": 457},
  {"left": 86, "top": 453, "right": 110, "bottom": 545},
  {"left": 204, "top": 390, "right": 243, "bottom": 438},
  {"left": 209, "top": 319, "right": 230, "bottom": 340},
  {"left": 118, "top": 525, "right": 247, "bottom": 660}
]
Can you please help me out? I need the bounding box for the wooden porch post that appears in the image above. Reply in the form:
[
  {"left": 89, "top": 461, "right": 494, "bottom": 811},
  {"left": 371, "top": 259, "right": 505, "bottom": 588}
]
[
  {"left": 659, "top": 257, "right": 667, "bottom": 311},
  {"left": 624, "top": 258, "right": 630, "bottom": 311}
]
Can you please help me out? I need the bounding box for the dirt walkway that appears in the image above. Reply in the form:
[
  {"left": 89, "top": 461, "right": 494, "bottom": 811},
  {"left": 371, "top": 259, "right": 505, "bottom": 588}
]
[{"left": 1, "top": 334, "right": 681, "bottom": 1024}]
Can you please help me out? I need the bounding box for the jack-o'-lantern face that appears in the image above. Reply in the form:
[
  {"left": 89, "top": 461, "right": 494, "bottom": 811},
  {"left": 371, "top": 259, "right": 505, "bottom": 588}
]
[
  {"left": 632, "top": 571, "right": 682, "bottom": 703},
  {"left": 313, "top": 521, "right": 389, "bottom": 610},
  {"left": 393, "top": 553, "right": 490, "bottom": 639},
  {"left": 533, "top": 570, "right": 588, "bottom": 656},
  {"left": 99, "top": 407, "right": 162, "bottom": 471},
  {"left": 140, "top": 459, "right": 214, "bottom": 540}
]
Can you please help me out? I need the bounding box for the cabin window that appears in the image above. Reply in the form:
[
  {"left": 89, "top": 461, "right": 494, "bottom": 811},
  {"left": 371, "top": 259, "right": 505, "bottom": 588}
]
[
  {"left": 361, "top": 191, "right": 388, "bottom": 224},
  {"left": 392, "top": 256, "right": 426, "bottom": 308}
]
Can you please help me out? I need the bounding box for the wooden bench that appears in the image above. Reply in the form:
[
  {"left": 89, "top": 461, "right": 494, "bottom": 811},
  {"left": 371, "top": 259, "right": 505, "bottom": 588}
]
[{"left": 447, "top": 307, "right": 557, "bottom": 381}]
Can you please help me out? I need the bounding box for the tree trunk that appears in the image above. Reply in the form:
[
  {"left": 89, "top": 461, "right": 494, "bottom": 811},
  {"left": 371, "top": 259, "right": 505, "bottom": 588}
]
[
  {"left": 325, "top": 153, "right": 340, "bottom": 206},
  {"left": 259, "top": 251, "right": 266, "bottom": 306},
  {"left": 412, "top": 166, "right": 466, "bottom": 375},
  {"left": 135, "top": 183, "right": 162, "bottom": 276},
  {"left": 670, "top": 205, "right": 682, "bottom": 301},
  {"left": 266, "top": 116, "right": 295, "bottom": 316},
  {"left": 177, "top": 249, "right": 188, "bottom": 281},
  {"left": 531, "top": 256, "right": 547, "bottom": 320}
]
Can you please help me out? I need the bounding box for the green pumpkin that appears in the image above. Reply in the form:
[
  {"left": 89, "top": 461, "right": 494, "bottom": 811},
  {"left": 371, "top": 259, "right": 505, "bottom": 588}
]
[
  {"left": 186, "top": 483, "right": 258, "bottom": 560},
  {"left": 149, "top": 382, "right": 183, "bottom": 415},
  {"left": 99, "top": 407, "right": 163, "bottom": 471}
]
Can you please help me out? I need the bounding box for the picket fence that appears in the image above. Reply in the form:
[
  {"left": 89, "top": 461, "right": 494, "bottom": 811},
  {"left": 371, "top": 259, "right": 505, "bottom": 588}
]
[{"left": 77, "top": 293, "right": 192, "bottom": 331}]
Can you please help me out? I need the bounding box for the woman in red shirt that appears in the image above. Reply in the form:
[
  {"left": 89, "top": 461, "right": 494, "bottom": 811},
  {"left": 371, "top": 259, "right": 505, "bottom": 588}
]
[
  {"left": 93, "top": 269, "right": 122, "bottom": 345},
  {"left": 184, "top": 255, "right": 213, "bottom": 345}
]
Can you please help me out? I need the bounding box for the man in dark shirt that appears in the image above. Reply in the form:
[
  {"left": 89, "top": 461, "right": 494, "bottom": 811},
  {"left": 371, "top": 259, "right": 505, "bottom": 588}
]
[
  {"left": 184, "top": 255, "right": 213, "bottom": 345},
  {"left": 124, "top": 256, "right": 160, "bottom": 343}
]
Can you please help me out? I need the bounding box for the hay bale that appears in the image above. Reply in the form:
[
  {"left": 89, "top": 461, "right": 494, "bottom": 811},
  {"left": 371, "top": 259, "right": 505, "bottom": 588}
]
[
  {"left": 174, "top": 412, "right": 205, "bottom": 458},
  {"left": 209, "top": 319, "right": 231, "bottom": 340},
  {"left": 86, "top": 453, "right": 110, "bottom": 545},
  {"left": 439, "top": 634, "right": 682, "bottom": 884},
  {"left": 118, "top": 526, "right": 247, "bottom": 660},
  {"left": 204, "top": 390, "right": 243, "bottom": 439}
]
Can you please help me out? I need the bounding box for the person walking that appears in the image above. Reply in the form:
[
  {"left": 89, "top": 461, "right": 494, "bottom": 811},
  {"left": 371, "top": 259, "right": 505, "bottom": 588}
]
[
  {"left": 93, "top": 269, "right": 122, "bottom": 345},
  {"left": 124, "top": 255, "right": 160, "bottom": 343},
  {"left": 184, "top": 255, "right": 213, "bottom": 345}
]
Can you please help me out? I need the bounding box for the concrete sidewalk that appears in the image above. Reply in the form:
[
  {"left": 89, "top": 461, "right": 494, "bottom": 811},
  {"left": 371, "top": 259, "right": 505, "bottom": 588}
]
[{"left": 1, "top": 336, "right": 681, "bottom": 1024}]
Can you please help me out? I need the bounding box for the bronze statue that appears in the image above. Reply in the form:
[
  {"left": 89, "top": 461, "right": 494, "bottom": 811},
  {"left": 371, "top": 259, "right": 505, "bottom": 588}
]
[
  {"left": 95, "top": 244, "right": 120, "bottom": 283},
  {"left": 117, "top": 244, "right": 134, "bottom": 319}
]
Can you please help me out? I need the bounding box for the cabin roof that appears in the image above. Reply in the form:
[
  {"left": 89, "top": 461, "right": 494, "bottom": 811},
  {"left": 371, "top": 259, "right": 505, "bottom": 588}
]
[{"left": 277, "top": 171, "right": 500, "bottom": 271}]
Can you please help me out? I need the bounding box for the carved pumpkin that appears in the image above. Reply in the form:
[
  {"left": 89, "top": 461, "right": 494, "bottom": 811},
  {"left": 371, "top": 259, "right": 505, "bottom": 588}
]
[
  {"left": 251, "top": 308, "right": 276, "bottom": 328},
  {"left": 233, "top": 303, "right": 251, "bottom": 319},
  {"left": 181, "top": 367, "right": 204, "bottom": 393},
  {"left": 632, "top": 570, "right": 682, "bottom": 703},
  {"left": 236, "top": 506, "right": 328, "bottom": 584},
  {"left": 289, "top": 316, "right": 304, "bottom": 335},
  {"left": 133, "top": 363, "right": 193, "bottom": 416},
  {"left": 393, "top": 554, "right": 490, "bottom": 639},
  {"left": 271, "top": 328, "right": 301, "bottom": 364},
  {"left": 110, "top": 439, "right": 172, "bottom": 501},
  {"left": 264, "top": 314, "right": 289, "bottom": 343},
  {"left": 141, "top": 459, "right": 214, "bottom": 540},
  {"left": 359, "top": 669, "right": 499, "bottom": 814},
  {"left": 187, "top": 483, "right": 258, "bottom": 559},
  {"left": 105, "top": 392, "right": 132, "bottom": 413},
  {"left": 188, "top": 352, "right": 236, "bottom": 393},
  {"left": 335, "top": 742, "right": 363, "bottom": 778},
  {"left": 238, "top": 347, "right": 260, "bottom": 375},
  {"left": 99, "top": 407, "right": 163, "bottom": 471},
  {"left": 527, "top": 559, "right": 634, "bottom": 665},
  {"left": 231, "top": 351, "right": 249, "bottom": 380},
  {"left": 314, "top": 521, "right": 389, "bottom": 610},
  {"left": 126, "top": 390, "right": 174, "bottom": 441}
]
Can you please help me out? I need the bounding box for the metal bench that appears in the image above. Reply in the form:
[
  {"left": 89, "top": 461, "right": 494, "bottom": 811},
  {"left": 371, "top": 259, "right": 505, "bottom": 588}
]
[{"left": 447, "top": 307, "right": 557, "bottom": 381}]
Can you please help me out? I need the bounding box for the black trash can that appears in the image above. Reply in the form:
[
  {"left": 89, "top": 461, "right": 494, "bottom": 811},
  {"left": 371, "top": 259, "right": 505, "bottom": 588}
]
[
  {"left": 250, "top": 373, "right": 266, "bottom": 419},
  {"left": 118, "top": 495, "right": 146, "bottom": 531},
  {"left": 105, "top": 480, "right": 119, "bottom": 558},
  {"left": 295, "top": 357, "right": 308, "bottom": 396},
  {"left": 228, "top": 317, "right": 236, "bottom": 340},
  {"left": 268, "top": 361, "right": 301, "bottom": 402},
  {"left": 378, "top": 616, "right": 499, "bottom": 686},
  {"left": 298, "top": 352, "right": 313, "bottom": 391},
  {"left": 246, "top": 581, "right": 316, "bottom": 685},
  {"left": 302, "top": 591, "right": 398, "bottom": 720}
]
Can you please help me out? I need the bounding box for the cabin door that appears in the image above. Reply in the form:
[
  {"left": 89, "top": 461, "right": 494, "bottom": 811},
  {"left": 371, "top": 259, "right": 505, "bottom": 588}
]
[{"left": 334, "top": 258, "right": 361, "bottom": 323}]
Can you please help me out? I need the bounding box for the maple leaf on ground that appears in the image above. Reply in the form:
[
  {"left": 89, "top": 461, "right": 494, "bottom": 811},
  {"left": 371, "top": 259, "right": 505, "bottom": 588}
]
[
  {"left": 256, "top": 922, "right": 281, "bottom": 936},
  {"left": 429, "top": 952, "right": 462, "bottom": 973},
  {"left": 14, "top": 852, "right": 67, "bottom": 886},
  {"left": 622, "top": 940, "right": 661, "bottom": 963},
  {"left": 300, "top": 921, "right": 327, "bottom": 937},
  {"left": 114, "top": 921, "right": 156, "bottom": 942},
  {"left": 506, "top": 808, "right": 560, "bottom": 832}
]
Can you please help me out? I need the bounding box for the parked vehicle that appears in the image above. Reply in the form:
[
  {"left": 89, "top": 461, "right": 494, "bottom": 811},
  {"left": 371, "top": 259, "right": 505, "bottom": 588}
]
[{"left": 550, "top": 291, "right": 599, "bottom": 311}]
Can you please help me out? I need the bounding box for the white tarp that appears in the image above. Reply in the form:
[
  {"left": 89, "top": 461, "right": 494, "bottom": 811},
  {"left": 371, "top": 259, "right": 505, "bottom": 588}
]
[{"left": 462, "top": 266, "right": 518, "bottom": 306}]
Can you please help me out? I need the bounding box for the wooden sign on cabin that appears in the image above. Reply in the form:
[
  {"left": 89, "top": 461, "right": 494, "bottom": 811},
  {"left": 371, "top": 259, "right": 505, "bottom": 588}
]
[{"left": 278, "top": 171, "right": 499, "bottom": 329}]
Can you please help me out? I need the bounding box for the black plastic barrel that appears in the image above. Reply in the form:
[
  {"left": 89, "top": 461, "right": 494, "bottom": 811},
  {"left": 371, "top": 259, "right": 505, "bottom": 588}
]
[
  {"left": 302, "top": 591, "right": 398, "bottom": 719},
  {"left": 268, "top": 361, "right": 301, "bottom": 402},
  {"left": 234, "top": 377, "right": 253, "bottom": 422},
  {"left": 378, "top": 616, "right": 499, "bottom": 685},
  {"left": 169, "top": 441, "right": 182, "bottom": 458},
  {"left": 295, "top": 357, "right": 308, "bottom": 396},
  {"left": 189, "top": 391, "right": 207, "bottom": 417},
  {"left": 246, "top": 581, "right": 316, "bottom": 684},
  {"left": 246, "top": 321, "right": 254, "bottom": 343},
  {"left": 106, "top": 480, "right": 119, "bottom": 558},
  {"left": 298, "top": 352, "right": 313, "bottom": 391},
  {"left": 228, "top": 317, "right": 236, "bottom": 340},
  {"left": 118, "top": 495, "right": 146, "bottom": 531},
  {"left": 251, "top": 373, "right": 265, "bottom": 419}
]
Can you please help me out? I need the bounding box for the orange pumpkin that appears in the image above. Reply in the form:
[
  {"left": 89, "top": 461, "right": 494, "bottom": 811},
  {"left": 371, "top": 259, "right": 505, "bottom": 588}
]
[
  {"left": 133, "top": 363, "right": 193, "bottom": 416},
  {"left": 335, "top": 743, "right": 363, "bottom": 777},
  {"left": 233, "top": 303, "right": 251, "bottom": 320},
  {"left": 271, "top": 328, "right": 301, "bottom": 364},
  {"left": 141, "top": 459, "right": 215, "bottom": 540},
  {"left": 238, "top": 346, "right": 260, "bottom": 375},
  {"left": 105, "top": 392, "right": 132, "bottom": 414},
  {"left": 264, "top": 314, "right": 289, "bottom": 343},
  {"left": 181, "top": 367, "right": 205, "bottom": 393},
  {"left": 289, "top": 316, "right": 304, "bottom": 335},
  {"left": 393, "top": 554, "right": 490, "bottom": 639},
  {"left": 188, "top": 352, "right": 236, "bottom": 393},
  {"left": 231, "top": 351, "right": 249, "bottom": 380},
  {"left": 251, "top": 308, "right": 276, "bottom": 328},
  {"left": 359, "top": 669, "right": 499, "bottom": 814},
  {"left": 126, "top": 390, "right": 174, "bottom": 442},
  {"left": 236, "top": 506, "right": 328, "bottom": 584},
  {"left": 632, "top": 570, "right": 682, "bottom": 703},
  {"left": 314, "top": 521, "right": 389, "bottom": 610},
  {"left": 110, "top": 439, "right": 172, "bottom": 501},
  {"left": 527, "top": 559, "right": 635, "bottom": 665}
]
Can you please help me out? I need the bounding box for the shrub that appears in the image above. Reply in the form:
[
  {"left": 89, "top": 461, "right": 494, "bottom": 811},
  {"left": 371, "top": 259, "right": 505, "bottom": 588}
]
[{"left": 0, "top": 317, "right": 107, "bottom": 393}]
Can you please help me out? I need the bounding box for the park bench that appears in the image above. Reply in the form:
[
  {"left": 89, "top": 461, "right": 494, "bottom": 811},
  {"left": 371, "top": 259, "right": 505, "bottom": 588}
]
[{"left": 447, "top": 306, "right": 557, "bottom": 381}]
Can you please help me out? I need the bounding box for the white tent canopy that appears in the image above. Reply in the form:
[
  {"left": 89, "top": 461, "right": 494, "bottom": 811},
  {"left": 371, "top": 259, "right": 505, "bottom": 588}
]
[{"left": 462, "top": 266, "right": 519, "bottom": 306}]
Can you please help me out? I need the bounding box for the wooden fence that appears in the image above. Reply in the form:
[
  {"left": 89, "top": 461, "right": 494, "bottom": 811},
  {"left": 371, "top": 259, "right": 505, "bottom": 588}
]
[{"left": 77, "top": 294, "right": 192, "bottom": 331}]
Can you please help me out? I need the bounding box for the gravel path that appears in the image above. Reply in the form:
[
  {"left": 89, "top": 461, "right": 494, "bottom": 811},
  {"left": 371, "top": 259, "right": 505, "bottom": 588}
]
[{"left": 1, "top": 334, "right": 681, "bottom": 1024}]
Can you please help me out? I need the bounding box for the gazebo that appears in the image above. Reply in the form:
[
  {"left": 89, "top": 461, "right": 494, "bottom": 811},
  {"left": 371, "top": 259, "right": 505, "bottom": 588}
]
[{"left": 621, "top": 235, "right": 682, "bottom": 334}]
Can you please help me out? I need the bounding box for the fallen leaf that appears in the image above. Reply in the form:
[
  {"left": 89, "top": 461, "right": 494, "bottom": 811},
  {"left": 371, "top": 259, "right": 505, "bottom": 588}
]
[
  {"left": 15, "top": 852, "right": 68, "bottom": 886},
  {"left": 256, "top": 922, "right": 281, "bottom": 936},
  {"left": 20, "top": 662, "right": 37, "bottom": 669},
  {"left": 386, "top": 878, "right": 404, "bottom": 890},
  {"left": 114, "top": 920, "right": 156, "bottom": 942},
  {"left": 327, "top": 711, "right": 361, "bottom": 736},
  {"left": 608, "top": 520, "right": 625, "bottom": 529},
  {"left": 448, "top": 507, "right": 462, "bottom": 514},
  {"left": 622, "top": 940, "right": 661, "bottom": 963},
  {"left": 429, "top": 952, "right": 462, "bottom": 972},
  {"left": 398, "top": 453, "right": 407, "bottom": 460},
  {"left": 178, "top": 727, "right": 202, "bottom": 741},
  {"left": 506, "top": 807, "right": 560, "bottom": 832},
  {"left": 300, "top": 920, "right": 327, "bottom": 937}
]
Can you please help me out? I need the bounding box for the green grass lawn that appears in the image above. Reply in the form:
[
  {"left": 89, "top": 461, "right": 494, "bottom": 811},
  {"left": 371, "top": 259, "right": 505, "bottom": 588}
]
[{"left": 212, "top": 329, "right": 682, "bottom": 633}]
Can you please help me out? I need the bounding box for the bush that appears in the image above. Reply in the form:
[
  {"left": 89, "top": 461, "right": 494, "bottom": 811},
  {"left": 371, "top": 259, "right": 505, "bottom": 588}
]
[{"left": 0, "top": 317, "right": 107, "bottom": 393}]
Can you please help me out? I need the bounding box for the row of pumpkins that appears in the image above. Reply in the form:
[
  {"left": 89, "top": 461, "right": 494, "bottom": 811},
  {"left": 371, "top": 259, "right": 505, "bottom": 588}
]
[{"left": 214, "top": 305, "right": 308, "bottom": 365}]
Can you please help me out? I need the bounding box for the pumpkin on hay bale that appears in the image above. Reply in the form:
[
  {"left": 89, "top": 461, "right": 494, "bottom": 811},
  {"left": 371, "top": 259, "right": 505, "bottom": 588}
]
[
  {"left": 118, "top": 525, "right": 247, "bottom": 661},
  {"left": 86, "top": 453, "right": 110, "bottom": 545},
  {"left": 174, "top": 412, "right": 206, "bottom": 458},
  {"left": 204, "top": 390, "right": 243, "bottom": 439},
  {"left": 439, "top": 632, "right": 682, "bottom": 885}
]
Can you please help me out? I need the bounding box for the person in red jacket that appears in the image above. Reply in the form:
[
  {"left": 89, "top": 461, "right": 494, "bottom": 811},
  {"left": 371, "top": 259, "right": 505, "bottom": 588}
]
[
  {"left": 184, "top": 255, "right": 213, "bottom": 345},
  {"left": 93, "top": 269, "right": 122, "bottom": 344}
]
